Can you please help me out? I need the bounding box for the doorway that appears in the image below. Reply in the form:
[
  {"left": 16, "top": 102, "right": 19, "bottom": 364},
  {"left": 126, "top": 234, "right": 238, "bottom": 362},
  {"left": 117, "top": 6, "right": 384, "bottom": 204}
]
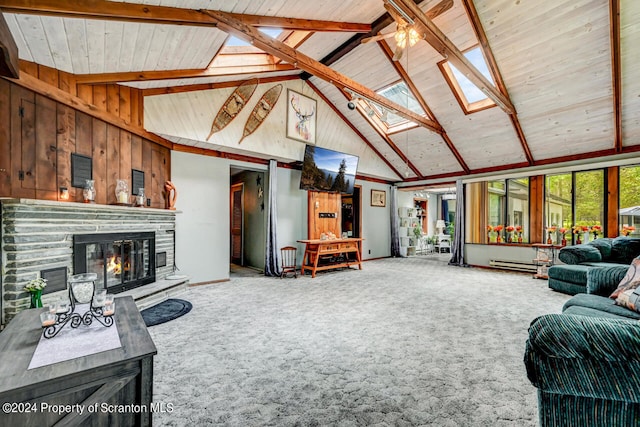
[
  {"left": 341, "top": 185, "right": 362, "bottom": 238},
  {"left": 230, "top": 183, "right": 244, "bottom": 265},
  {"left": 230, "top": 168, "right": 267, "bottom": 272}
]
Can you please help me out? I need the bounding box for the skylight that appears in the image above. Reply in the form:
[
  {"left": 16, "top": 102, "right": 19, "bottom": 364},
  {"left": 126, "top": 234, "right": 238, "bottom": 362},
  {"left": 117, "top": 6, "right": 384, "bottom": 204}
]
[
  {"left": 224, "top": 28, "right": 284, "bottom": 48},
  {"left": 439, "top": 46, "right": 497, "bottom": 114},
  {"left": 363, "top": 81, "right": 424, "bottom": 133}
]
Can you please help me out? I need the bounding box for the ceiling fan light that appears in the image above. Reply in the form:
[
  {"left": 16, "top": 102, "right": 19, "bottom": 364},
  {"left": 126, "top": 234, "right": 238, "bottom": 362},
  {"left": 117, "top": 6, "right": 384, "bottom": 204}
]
[
  {"left": 394, "top": 27, "right": 408, "bottom": 49},
  {"left": 408, "top": 27, "right": 420, "bottom": 47}
]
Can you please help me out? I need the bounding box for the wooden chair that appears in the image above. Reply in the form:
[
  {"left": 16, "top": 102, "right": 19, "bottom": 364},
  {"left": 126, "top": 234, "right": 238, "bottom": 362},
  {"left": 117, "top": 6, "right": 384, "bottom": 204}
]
[{"left": 280, "top": 246, "right": 298, "bottom": 278}]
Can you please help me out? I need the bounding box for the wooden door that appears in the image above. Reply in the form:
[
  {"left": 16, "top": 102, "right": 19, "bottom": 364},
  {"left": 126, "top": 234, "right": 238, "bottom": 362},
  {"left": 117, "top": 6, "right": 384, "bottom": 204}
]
[{"left": 231, "top": 183, "right": 244, "bottom": 265}]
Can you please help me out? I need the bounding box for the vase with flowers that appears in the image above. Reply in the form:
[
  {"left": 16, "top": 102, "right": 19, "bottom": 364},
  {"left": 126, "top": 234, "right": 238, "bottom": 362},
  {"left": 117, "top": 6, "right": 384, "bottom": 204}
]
[
  {"left": 591, "top": 225, "right": 602, "bottom": 240},
  {"left": 486, "top": 225, "right": 493, "bottom": 242},
  {"left": 572, "top": 225, "right": 586, "bottom": 244},
  {"left": 506, "top": 225, "right": 515, "bottom": 243},
  {"left": 515, "top": 225, "right": 523, "bottom": 243},
  {"left": 559, "top": 227, "right": 569, "bottom": 246},
  {"left": 494, "top": 225, "right": 504, "bottom": 243},
  {"left": 621, "top": 225, "right": 636, "bottom": 237},
  {"left": 547, "top": 226, "right": 557, "bottom": 244},
  {"left": 24, "top": 277, "right": 47, "bottom": 308}
]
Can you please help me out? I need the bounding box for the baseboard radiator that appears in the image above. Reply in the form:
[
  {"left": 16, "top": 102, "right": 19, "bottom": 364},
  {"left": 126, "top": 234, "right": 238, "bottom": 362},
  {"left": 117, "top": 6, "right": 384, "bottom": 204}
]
[{"left": 489, "top": 259, "right": 537, "bottom": 273}]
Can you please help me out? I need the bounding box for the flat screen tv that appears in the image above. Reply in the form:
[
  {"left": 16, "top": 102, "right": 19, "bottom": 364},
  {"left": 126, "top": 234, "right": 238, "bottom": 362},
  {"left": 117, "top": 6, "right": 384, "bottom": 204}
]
[{"left": 299, "top": 145, "right": 359, "bottom": 194}]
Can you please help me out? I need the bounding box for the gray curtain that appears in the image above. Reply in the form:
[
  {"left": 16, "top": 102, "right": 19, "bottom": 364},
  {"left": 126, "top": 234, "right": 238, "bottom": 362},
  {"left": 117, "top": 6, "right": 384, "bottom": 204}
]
[
  {"left": 264, "top": 160, "right": 280, "bottom": 276},
  {"left": 390, "top": 186, "right": 401, "bottom": 257},
  {"left": 449, "top": 179, "right": 467, "bottom": 266}
]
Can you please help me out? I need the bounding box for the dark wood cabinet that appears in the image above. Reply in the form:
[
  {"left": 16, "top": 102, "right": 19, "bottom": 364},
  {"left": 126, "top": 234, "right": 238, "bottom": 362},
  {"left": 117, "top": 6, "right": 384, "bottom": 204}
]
[{"left": 0, "top": 296, "right": 156, "bottom": 427}]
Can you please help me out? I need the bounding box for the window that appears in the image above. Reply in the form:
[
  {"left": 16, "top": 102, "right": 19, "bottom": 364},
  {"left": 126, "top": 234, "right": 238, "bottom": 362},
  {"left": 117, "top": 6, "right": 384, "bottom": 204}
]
[
  {"left": 619, "top": 165, "right": 640, "bottom": 237},
  {"left": 486, "top": 178, "right": 530, "bottom": 243},
  {"left": 215, "top": 28, "right": 309, "bottom": 67},
  {"left": 438, "top": 46, "right": 497, "bottom": 114},
  {"left": 360, "top": 81, "right": 425, "bottom": 134},
  {"left": 545, "top": 170, "right": 605, "bottom": 244}
]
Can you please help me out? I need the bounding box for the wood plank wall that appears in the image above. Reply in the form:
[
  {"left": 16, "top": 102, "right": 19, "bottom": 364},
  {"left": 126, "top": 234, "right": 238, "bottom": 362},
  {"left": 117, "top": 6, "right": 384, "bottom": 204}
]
[
  {"left": 307, "top": 191, "right": 341, "bottom": 240},
  {"left": 0, "top": 62, "right": 169, "bottom": 207}
]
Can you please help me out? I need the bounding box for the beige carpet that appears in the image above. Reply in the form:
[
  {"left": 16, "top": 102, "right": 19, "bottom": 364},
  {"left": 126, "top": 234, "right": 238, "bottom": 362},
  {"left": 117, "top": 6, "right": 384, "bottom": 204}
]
[{"left": 148, "top": 256, "right": 570, "bottom": 426}]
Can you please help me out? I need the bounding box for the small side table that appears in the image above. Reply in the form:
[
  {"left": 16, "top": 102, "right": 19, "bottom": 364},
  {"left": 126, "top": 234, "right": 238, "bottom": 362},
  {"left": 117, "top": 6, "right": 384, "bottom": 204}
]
[{"left": 532, "top": 243, "right": 563, "bottom": 279}]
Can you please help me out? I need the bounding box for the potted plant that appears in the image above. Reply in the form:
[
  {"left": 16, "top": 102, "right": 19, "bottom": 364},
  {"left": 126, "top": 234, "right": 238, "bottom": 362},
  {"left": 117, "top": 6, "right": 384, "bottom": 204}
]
[{"left": 24, "top": 277, "right": 47, "bottom": 308}]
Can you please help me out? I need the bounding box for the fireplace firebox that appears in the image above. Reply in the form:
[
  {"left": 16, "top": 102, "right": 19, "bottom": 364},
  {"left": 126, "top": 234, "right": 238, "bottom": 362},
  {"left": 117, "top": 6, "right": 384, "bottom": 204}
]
[{"left": 73, "top": 232, "right": 156, "bottom": 293}]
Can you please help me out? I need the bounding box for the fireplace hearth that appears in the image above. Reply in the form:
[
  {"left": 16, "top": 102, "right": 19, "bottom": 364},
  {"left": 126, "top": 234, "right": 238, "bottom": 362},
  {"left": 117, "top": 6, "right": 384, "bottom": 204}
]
[{"left": 74, "top": 232, "right": 156, "bottom": 293}]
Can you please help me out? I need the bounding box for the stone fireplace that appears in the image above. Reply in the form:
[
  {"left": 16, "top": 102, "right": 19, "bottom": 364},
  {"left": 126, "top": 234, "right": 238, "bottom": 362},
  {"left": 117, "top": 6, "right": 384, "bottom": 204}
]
[{"left": 0, "top": 199, "right": 176, "bottom": 325}]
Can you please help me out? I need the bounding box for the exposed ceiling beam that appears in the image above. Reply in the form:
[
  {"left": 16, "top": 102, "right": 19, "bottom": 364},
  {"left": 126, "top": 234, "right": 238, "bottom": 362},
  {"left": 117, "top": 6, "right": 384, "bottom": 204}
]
[
  {"left": 301, "top": 0, "right": 452, "bottom": 79},
  {"left": 0, "top": 12, "right": 19, "bottom": 78},
  {"left": 2, "top": 71, "right": 173, "bottom": 148},
  {"left": 387, "top": 0, "right": 515, "bottom": 115},
  {"left": 0, "top": 0, "right": 371, "bottom": 32},
  {"left": 337, "top": 89, "right": 423, "bottom": 179},
  {"left": 142, "top": 75, "right": 300, "bottom": 97},
  {"left": 74, "top": 64, "right": 298, "bottom": 85},
  {"left": 307, "top": 81, "right": 403, "bottom": 180},
  {"left": 377, "top": 40, "right": 470, "bottom": 174},
  {"left": 201, "top": 9, "right": 443, "bottom": 135},
  {"left": 609, "top": 0, "right": 622, "bottom": 152},
  {"left": 460, "top": 0, "right": 533, "bottom": 165}
]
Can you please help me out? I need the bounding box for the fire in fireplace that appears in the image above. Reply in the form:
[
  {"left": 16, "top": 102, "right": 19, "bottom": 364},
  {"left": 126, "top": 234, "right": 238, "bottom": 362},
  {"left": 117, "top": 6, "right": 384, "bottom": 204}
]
[{"left": 73, "top": 232, "right": 156, "bottom": 293}]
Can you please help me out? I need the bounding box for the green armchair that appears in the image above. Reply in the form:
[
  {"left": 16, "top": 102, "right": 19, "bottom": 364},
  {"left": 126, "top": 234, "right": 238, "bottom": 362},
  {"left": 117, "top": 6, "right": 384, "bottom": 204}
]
[{"left": 525, "top": 314, "right": 640, "bottom": 426}]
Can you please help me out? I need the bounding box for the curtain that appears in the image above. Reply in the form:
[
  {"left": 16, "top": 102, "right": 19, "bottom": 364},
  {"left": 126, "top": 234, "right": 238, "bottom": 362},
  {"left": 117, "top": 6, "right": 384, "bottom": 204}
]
[
  {"left": 264, "top": 159, "right": 280, "bottom": 276},
  {"left": 390, "top": 186, "right": 401, "bottom": 257},
  {"left": 449, "top": 179, "right": 467, "bottom": 266},
  {"left": 441, "top": 199, "right": 449, "bottom": 229}
]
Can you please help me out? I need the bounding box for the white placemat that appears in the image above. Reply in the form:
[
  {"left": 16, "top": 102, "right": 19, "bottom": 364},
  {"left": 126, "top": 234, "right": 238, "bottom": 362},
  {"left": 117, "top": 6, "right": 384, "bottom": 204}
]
[{"left": 28, "top": 305, "right": 122, "bottom": 370}]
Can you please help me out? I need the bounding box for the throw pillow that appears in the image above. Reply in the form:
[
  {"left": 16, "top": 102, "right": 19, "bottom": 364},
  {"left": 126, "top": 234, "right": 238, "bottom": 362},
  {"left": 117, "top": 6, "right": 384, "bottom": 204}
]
[
  {"left": 615, "top": 287, "right": 640, "bottom": 313},
  {"left": 558, "top": 245, "right": 602, "bottom": 265},
  {"left": 588, "top": 238, "right": 613, "bottom": 260},
  {"left": 610, "top": 257, "right": 640, "bottom": 299},
  {"left": 610, "top": 237, "right": 640, "bottom": 264}
]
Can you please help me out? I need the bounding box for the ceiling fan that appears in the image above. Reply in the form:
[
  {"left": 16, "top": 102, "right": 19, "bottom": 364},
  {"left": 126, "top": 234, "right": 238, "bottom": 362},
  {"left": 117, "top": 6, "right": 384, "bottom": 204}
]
[{"left": 361, "top": 0, "right": 452, "bottom": 61}]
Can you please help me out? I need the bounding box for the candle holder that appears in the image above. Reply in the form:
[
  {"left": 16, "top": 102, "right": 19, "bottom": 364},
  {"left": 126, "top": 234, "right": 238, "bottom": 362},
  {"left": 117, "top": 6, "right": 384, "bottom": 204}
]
[{"left": 41, "top": 273, "right": 115, "bottom": 339}]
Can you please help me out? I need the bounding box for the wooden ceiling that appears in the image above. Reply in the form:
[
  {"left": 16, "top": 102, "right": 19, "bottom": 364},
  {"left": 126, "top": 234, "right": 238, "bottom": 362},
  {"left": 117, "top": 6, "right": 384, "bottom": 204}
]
[{"left": 1, "top": 0, "right": 638, "bottom": 183}]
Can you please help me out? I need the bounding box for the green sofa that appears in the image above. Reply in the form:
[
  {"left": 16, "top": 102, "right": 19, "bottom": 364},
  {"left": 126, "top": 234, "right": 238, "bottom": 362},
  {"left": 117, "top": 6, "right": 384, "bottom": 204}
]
[
  {"left": 547, "top": 237, "right": 640, "bottom": 295},
  {"left": 525, "top": 264, "right": 640, "bottom": 426}
]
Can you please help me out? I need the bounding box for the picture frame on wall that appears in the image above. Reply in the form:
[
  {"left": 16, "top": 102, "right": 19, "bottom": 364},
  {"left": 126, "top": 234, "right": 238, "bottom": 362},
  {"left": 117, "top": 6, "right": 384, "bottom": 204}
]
[
  {"left": 286, "top": 89, "right": 317, "bottom": 144},
  {"left": 371, "top": 189, "right": 386, "bottom": 207}
]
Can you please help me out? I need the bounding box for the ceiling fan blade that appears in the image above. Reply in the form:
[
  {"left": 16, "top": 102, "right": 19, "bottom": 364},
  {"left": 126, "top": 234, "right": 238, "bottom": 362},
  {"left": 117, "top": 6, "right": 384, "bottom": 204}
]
[
  {"left": 392, "top": 44, "right": 405, "bottom": 61},
  {"left": 361, "top": 32, "right": 396, "bottom": 44}
]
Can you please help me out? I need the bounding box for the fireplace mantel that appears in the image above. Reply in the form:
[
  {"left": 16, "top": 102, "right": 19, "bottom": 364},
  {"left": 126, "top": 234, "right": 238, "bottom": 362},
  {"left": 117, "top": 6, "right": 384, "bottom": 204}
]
[{"left": 0, "top": 198, "right": 178, "bottom": 325}]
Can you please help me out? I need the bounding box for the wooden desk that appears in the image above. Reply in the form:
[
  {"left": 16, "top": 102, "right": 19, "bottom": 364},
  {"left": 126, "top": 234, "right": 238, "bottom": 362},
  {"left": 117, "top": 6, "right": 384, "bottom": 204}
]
[
  {"left": 0, "top": 296, "right": 157, "bottom": 427},
  {"left": 298, "top": 238, "right": 363, "bottom": 278}
]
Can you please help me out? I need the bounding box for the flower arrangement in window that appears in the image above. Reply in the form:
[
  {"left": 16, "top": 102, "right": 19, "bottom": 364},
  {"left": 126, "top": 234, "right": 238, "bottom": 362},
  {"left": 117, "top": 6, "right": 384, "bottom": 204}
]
[
  {"left": 547, "top": 226, "right": 557, "bottom": 244},
  {"left": 505, "top": 225, "right": 515, "bottom": 243},
  {"left": 621, "top": 225, "right": 636, "bottom": 236},
  {"left": 572, "top": 225, "right": 589, "bottom": 244},
  {"left": 493, "top": 225, "right": 504, "bottom": 243},
  {"left": 515, "top": 225, "right": 523, "bottom": 243},
  {"left": 559, "top": 227, "right": 569, "bottom": 246},
  {"left": 591, "top": 225, "right": 602, "bottom": 239}
]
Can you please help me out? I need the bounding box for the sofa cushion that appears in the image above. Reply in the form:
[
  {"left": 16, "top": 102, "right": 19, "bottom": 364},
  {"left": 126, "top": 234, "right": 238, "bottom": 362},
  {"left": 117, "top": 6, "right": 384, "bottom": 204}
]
[
  {"left": 581, "top": 261, "right": 629, "bottom": 268},
  {"left": 586, "top": 265, "right": 632, "bottom": 296},
  {"left": 548, "top": 264, "right": 591, "bottom": 284},
  {"left": 562, "top": 304, "right": 639, "bottom": 320},
  {"left": 615, "top": 288, "right": 640, "bottom": 313},
  {"left": 609, "top": 257, "right": 640, "bottom": 299},
  {"left": 587, "top": 238, "right": 613, "bottom": 260},
  {"left": 563, "top": 293, "right": 640, "bottom": 320},
  {"left": 558, "top": 245, "right": 602, "bottom": 265},
  {"left": 610, "top": 237, "right": 640, "bottom": 264}
]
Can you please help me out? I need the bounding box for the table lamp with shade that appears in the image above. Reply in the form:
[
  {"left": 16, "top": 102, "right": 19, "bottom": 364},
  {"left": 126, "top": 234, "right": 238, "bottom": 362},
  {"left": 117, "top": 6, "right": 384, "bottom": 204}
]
[{"left": 436, "top": 220, "right": 446, "bottom": 235}]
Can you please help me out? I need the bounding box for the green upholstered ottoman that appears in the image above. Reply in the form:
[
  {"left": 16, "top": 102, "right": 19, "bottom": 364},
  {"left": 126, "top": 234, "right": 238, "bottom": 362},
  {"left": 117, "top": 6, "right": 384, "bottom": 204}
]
[{"left": 548, "top": 264, "right": 591, "bottom": 295}]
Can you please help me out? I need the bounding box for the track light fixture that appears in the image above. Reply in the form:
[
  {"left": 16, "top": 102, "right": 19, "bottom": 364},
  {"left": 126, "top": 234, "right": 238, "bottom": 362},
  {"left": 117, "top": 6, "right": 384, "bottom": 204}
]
[{"left": 347, "top": 91, "right": 357, "bottom": 110}]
